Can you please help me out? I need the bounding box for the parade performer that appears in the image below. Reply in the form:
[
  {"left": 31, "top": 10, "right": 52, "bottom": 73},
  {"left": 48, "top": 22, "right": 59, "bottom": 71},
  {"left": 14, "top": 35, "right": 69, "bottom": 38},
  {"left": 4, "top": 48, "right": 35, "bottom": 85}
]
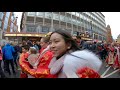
[
  {"left": 112, "top": 43, "right": 120, "bottom": 70},
  {"left": 48, "top": 29, "right": 102, "bottom": 78},
  {"left": 105, "top": 43, "right": 115, "bottom": 67},
  {"left": 19, "top": 36, "right": 57, "bottom": 78}
]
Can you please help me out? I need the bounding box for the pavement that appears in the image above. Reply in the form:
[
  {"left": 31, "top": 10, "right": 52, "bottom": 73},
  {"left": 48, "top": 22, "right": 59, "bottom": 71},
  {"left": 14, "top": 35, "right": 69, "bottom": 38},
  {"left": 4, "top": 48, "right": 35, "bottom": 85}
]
[{"left": 1, "top": 61, "right": 21, "bottom": 78}]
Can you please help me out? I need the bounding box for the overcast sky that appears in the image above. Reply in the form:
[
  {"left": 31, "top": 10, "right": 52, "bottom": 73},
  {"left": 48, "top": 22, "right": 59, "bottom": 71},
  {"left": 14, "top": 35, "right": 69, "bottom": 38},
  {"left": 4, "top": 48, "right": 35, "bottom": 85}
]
[
  {"left": 102, "top": 12, "right": 120, "bottom": 39},
  {"left": 14, "top": 12, "right": 120, "bottom": 39}
]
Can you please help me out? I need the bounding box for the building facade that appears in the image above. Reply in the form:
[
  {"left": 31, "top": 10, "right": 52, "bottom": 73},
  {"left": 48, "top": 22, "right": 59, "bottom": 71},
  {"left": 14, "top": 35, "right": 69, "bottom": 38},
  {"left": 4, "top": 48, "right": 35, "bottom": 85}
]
[
  {"left": 20, "top": 12, "right": 107, "bottom": 41},
  {"left": 106, "top": 25, "right": 113, "bottom": 43},
  {"left": 116, "top": 34, "right": 120, "bottom": 43},
  {"left": 0, "top": 12, "right": 18, "bottom": 45}
]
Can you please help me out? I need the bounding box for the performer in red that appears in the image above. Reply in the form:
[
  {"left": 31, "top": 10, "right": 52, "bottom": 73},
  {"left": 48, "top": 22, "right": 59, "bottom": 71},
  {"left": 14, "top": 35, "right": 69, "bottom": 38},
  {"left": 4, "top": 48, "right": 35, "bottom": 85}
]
[
  {"left": 20, "top": 45, "right": 29, "bottom": 78},
  {"left": 48, "top": 29, "right": 102, "bottom": 78},
  {"left": 19, "top": 36, "right": 57, "bottom": 78},
  {"left": 112, "top": 43, "right": 120, "bottom": 70},
  {"left": 105, "top": 43, "right": 115, "bottom": 67}
]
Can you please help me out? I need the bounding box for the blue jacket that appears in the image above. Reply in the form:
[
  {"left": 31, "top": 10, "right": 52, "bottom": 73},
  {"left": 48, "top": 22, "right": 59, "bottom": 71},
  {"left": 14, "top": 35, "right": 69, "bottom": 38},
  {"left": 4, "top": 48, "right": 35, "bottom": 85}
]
[{"left": 2, "top": 43, "right": 15, "bottom": 60}]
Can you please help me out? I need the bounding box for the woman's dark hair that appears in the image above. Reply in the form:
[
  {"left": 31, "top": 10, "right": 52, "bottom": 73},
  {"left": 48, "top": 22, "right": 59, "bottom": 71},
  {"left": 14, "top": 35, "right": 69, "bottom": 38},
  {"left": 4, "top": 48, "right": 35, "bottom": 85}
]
[{"left": 50, "top": 29, "right": 80, "bottom": 51}]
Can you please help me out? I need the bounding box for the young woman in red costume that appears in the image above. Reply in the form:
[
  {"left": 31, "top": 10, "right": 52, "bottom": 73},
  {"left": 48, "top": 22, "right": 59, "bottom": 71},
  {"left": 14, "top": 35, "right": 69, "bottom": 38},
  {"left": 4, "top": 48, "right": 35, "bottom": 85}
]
[
  {"left": 105, "top": 43, "right": 115, "bottom": 67},
  {"left": 48, "top": 29, "right": 102, "bottom": 78},
  {"left": 112, "top": 43, "right": 120, "bottom": 70},
  {"left": 19, "top": 36, "right": 56, "bottom": 78}
]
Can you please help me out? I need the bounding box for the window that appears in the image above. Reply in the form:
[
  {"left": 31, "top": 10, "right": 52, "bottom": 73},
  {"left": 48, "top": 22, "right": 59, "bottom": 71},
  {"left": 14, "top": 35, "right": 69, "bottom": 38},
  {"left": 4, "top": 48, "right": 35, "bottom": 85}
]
[
  {"left": 10, "top": 22, "right": 13, "bottom": 32},
  {"left": 3, "top": 23, "right": 8, "bottom": 31},
  {"left": 26, "top": 25, "right": 36, "bottom": 32},
  {"left": 53, "top": 13, "right": 59, "bottom": 20},
  {"left": 71, "top": 12, "right": 76, "bottom": 16},
  {"left": 28, "top": 12, "right": 36, "bottom": 16},
  {"left": 3, "top": 16, "right": 9, "bottom": 31},
  {"left": 6, "top": 12, "right": 10, "bottom": 18},
  {"left": 36, "top": 12, "right": 44, "bottom": 17},
  {"left": 60, "top": 15, "right": 65, "bottom": 22},
  {"left": 45, "top": 12, "right": 52, "bottom": 19},
  {"left": 0, "top": 21, "right": 2, "bottom": 28},
  {"left": 42, "top": 26, "right": 49, "bottom": 33},
  {"left": 65, "top": 17, "right": 71, "bottom": 23},
  {"left": 72, "top": 18, "right": 77, "bottom": 25},
  {"left": 0, "top": 12, "right": 4, "bottom": 20}
]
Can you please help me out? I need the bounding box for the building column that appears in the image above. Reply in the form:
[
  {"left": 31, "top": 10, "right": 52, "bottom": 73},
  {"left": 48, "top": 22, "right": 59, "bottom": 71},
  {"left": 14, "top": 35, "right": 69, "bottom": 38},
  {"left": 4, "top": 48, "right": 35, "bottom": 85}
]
[
  {"left": 65, "top": 12, "right": 67, "bottom": 29},
  {"left": 59, "top": 12, "right": 61, "bottom": 28},
  {"left": 0, "top": 28, "right": 2, "bottom": 45},
  {"left": 43, "top": 12, "right": 45, "bottom": 26},
  {"left": 50, "top": 12, "right": 54, "bottom": 32},
  {"left": 34, "top": 12, "right": 36, "bottom": 25},
  {"left": 71, "top": 13, "right": 73, "bottom": 35}
]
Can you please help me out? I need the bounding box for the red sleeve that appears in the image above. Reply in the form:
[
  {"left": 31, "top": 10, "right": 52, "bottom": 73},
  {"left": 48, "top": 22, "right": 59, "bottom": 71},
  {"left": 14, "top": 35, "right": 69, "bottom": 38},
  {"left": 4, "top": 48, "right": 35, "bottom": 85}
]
[{"left": 19, "top": 51, "right": 57, "bottom": 78}]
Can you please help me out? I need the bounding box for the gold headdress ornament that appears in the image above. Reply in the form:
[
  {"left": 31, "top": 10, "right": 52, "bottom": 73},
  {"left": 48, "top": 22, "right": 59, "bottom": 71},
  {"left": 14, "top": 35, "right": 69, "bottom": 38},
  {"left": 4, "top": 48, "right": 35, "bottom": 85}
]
[{"left": 45, "top": 32, "right": 52, "bottom": 37}]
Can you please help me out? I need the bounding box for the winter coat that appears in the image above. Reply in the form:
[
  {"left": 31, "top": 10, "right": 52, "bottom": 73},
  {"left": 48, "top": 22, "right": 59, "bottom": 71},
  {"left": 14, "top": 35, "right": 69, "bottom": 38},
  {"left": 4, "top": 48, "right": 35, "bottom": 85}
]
[{"left": 2, "top": 43, "right": 15, "bottom": 60}]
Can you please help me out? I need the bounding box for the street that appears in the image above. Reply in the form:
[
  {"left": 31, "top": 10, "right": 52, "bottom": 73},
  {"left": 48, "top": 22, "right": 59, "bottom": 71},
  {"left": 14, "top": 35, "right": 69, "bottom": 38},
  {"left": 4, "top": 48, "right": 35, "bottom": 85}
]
[
  {"left": 99, "top": 60, "right": 120, "bottom": 78},
  {"left": 1, "top": 61, "right": 21, "bottom": 78}
]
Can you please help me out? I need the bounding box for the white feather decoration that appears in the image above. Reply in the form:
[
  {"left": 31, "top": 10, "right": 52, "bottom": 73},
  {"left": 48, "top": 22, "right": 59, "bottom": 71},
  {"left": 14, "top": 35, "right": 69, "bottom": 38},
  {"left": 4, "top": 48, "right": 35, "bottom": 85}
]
[{"left": 63, "top": 50, "right": 102, "bottom": 78}]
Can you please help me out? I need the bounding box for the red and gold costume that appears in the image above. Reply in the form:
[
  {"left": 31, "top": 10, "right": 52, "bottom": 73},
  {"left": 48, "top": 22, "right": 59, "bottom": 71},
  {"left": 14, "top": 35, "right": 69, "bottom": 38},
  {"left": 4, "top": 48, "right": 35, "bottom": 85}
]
[
  {"left": 19, "top": 48, "right": 57, "bottom": 78},
  {"left": 105, "top": 46, "right": 115, "bottom": 66},
  {"left": 77, "top": 67, "right": 100, "bottom": 78},
  {"left": 112, "top": 46, "right": 120, "bottom": 69}
]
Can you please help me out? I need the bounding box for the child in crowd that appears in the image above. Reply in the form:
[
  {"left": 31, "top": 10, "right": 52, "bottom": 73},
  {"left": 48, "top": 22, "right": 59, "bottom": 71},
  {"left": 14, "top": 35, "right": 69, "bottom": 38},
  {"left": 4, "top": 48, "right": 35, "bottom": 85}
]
[
  {"left": 27, "top": 47, "right": 39, "bottom": 78},
  {"left": 20, "top": 45, "right": 29, "bottom": 78}
]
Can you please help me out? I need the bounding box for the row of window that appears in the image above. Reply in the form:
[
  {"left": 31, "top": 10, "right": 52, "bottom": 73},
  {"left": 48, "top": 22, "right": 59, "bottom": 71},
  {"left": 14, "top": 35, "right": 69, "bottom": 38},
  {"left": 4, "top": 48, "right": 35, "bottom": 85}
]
[
  {"left": 27, "top": 12, "right": 106, "bottom": 32},
  {"left": 83, "top": 12, "right": 106, "bottom": 30},
  {"left": 27, "top": 16, "right": 105, "bottom": 34},
  {"left": 25, "top": 24, "right": 106, "bottom": 39}
]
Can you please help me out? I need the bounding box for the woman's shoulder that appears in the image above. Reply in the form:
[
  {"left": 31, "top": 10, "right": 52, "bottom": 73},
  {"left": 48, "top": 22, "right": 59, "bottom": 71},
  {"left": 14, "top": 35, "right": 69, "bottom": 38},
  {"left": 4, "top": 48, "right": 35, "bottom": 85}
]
[{"left": 64, "top": 50, "right": 102, "bottom": 71}]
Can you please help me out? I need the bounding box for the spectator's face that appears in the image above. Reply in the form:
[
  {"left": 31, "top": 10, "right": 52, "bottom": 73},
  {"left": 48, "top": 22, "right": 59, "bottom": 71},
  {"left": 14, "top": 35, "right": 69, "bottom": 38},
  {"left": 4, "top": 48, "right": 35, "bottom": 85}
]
[
  {"left": 22, "top": 48, "right": 27, "bottom": 53},
  {"left": 40, "top": 38, "right": 47, "bottom": 48},
  {"left": 49, "top": 33, "right": 69, "bottom": 57}
]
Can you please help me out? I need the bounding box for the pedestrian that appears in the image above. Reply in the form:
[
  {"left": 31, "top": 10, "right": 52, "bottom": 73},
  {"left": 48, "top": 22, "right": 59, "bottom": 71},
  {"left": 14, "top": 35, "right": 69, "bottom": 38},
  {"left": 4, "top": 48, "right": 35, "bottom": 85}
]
[
  {"left": 48, "top": 29, "right": 102, "bottom": 78},
  {"left": 0, "top": 46, "right": 6, "bottom": 78},
  {"left": 2, "top": 42, "right": 16, "bottom": 75},
  {"left": 1, "top": 43, "right": 7, "bottom": 72},
  {"left": 36, "top": 41, "right": 41, "bottom": 50},
  {"left": 33, "top": 42, "right": 39, "bottom": 53},
  {"left": 13, "top": 42, "right": 19, "bottom": 69}
]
